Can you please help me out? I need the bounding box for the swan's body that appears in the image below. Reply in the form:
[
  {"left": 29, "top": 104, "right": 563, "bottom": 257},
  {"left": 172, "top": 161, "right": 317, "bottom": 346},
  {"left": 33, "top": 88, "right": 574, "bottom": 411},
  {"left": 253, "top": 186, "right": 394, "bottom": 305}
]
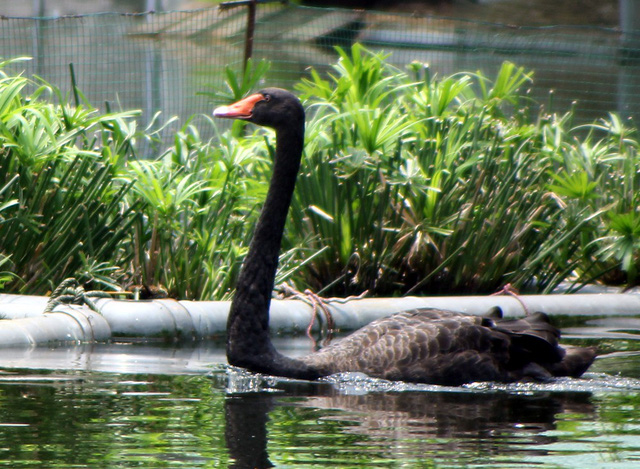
[{"left": 214, "top": 88, "right": 596, "bottom": 386}]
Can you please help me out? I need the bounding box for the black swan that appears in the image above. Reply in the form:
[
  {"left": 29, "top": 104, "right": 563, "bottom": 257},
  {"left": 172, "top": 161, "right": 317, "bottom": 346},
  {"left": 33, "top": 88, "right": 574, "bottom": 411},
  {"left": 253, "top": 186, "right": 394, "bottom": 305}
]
[{"left": 214, "top": 88, "right": 596, "bottom": 386}]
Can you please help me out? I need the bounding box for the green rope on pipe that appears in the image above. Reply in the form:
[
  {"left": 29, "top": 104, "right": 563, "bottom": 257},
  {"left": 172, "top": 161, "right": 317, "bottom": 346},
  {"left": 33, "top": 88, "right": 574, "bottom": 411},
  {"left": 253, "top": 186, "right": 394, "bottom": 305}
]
[{"left": 43, "top": 278, "right": 111, "bottom": 314}]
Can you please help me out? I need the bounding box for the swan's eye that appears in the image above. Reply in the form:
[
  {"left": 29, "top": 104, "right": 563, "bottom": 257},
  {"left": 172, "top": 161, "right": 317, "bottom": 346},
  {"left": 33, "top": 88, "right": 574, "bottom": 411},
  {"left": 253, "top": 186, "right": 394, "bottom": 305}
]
[{"left": 263, "top": 94, "right": 271, "bottom": 102}]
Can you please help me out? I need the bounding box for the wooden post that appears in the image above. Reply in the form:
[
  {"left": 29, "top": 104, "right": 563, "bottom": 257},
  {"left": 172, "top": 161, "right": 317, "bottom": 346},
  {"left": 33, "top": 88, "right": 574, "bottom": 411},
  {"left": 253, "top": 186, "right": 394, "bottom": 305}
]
[
  {"left": 219, "top": 0, "right": 287, "bottom": 72},
  {"left": 244, "top": 0, "right": 257, "bottom": 68}
]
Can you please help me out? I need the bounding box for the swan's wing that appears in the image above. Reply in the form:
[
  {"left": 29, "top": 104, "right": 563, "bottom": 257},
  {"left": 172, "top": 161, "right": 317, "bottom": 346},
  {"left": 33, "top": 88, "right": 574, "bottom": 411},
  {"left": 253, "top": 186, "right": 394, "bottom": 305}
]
[{"left": 303, "top": 309, "right": 516, "bottom": 385}]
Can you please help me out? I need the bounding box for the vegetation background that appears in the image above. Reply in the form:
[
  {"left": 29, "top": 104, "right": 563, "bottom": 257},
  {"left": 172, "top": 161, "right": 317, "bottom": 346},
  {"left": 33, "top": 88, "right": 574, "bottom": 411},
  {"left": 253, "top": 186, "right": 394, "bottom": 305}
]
[{"left": 0, "top": 45, "right": 638, "bottom": 300}]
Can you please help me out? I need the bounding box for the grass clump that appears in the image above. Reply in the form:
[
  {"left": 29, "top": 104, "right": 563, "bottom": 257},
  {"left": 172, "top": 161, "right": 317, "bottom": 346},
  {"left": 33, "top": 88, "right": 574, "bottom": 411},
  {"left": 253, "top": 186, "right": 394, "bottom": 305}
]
[
  {"left": 0, "top": 58, "right": 141, "bottom": 293},
  {"left": 287, "top": 45, "right": 640, "bottom": 295},
  {"left": 289, "top": 46, "right": 562, "bottom": 295}
]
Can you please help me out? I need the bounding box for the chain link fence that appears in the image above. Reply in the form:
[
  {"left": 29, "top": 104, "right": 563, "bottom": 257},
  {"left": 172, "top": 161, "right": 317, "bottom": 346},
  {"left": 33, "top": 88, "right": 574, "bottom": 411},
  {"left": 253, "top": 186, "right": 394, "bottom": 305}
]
[{"left": 0, "top": 2, "right": 639, "bottom": 129}]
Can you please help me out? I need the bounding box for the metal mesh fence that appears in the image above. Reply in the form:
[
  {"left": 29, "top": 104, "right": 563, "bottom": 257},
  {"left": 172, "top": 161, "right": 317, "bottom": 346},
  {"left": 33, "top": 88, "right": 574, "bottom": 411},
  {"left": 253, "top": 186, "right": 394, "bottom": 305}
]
[
  {"left": 0, "top": 7, "right": 244, "bottom": 129},
  {"left": 0, "top": 3, "right": 639, "bottom": 130}
]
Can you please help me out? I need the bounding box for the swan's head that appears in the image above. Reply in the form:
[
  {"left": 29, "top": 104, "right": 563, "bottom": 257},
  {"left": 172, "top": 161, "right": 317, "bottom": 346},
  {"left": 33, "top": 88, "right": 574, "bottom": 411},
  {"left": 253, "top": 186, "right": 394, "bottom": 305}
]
[{"left": 213, "top": 88, "right": 304, "bottom": 131}]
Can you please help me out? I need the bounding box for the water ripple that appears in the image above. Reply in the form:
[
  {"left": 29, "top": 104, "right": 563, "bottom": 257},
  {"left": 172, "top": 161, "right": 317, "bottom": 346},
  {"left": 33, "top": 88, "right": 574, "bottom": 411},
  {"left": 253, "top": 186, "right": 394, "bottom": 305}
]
[{"left": 224, "top": 366, "right": 640, "bottom": 395}]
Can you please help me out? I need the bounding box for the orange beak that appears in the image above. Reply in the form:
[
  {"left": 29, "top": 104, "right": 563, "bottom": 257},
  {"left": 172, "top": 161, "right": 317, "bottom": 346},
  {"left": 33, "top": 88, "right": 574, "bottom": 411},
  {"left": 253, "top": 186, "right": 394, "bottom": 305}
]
[{"left": 213, "top": 93, "right": 265, "bottom": 119}]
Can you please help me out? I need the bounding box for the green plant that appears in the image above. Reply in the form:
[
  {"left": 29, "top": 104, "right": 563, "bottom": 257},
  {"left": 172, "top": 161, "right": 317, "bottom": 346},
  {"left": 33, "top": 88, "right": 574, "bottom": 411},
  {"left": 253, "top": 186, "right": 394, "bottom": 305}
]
[
  {"left": 123, "top": 120, "right": 254, "bottom": 299},
  {"left": 284, "top": 46, "right": 566, "bottom": 295},
  {"left": 0, "top": 59, "right": 141, "bottom": 293}
]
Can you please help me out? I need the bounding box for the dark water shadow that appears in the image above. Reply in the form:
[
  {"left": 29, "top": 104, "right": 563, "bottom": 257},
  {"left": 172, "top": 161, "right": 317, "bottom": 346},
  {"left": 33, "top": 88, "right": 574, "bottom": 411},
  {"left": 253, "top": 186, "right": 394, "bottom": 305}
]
[{"left": 225, "top": 393, "right": 276, "bottom": 469}]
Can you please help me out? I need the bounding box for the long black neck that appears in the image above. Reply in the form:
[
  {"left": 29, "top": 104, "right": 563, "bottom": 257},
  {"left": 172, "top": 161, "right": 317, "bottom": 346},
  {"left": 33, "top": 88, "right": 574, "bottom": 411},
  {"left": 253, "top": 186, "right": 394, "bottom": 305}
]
[{"left": 226, "top": 122, "right": 320, "bottom": 379}]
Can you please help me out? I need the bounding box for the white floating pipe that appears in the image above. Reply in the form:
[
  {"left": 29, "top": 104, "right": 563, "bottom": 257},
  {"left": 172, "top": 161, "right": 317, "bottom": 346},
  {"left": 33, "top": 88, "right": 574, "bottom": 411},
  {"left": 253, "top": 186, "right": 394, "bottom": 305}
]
[
  {"left": 0, "top": 305, "right": 111, "bottom": 347},
  {"left": 0, "top": 292, "right": 639, "bottom": 347},
  {"left": 101, "top": 293, "right": 640, "bottom": 338}
]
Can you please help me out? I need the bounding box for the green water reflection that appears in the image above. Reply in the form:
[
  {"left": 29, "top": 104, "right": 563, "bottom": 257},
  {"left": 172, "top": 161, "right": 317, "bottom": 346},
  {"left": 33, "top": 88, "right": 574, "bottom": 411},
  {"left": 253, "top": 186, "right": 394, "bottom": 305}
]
[{"left": 0, "top": 356, "right": 639, "bottom": 468}]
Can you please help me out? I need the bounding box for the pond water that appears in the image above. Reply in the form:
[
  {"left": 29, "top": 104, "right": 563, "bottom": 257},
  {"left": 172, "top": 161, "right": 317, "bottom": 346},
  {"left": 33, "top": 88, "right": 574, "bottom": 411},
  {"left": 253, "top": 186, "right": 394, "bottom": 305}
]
[{"left": 0, "top": 316, "right": 640, "bottom": 468}]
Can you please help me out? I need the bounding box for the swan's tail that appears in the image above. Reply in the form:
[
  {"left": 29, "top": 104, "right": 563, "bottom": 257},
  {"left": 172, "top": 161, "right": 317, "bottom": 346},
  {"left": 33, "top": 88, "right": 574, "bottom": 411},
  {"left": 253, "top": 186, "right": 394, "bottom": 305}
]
[
  {"left": 546, "top": 345, "right": 597, "bottom": 378},
  {"left": 491, "top": 309, "right": 596, "bottom": 379}
]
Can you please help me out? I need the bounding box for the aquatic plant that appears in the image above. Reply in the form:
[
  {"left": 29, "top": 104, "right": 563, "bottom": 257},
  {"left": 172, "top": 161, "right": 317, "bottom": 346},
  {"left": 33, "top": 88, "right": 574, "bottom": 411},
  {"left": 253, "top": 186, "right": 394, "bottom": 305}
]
[
  {"left": 0, "top": 58, "right": 140, "bottom": 293},
  {"left": 287, "top": 46, "right": 579, "bottom": 295}
]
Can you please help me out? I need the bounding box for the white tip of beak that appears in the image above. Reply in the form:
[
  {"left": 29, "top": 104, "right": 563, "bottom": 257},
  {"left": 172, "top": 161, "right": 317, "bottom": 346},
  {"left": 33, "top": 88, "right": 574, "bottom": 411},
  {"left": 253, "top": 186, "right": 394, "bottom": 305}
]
[{"left": 213, "top": 105, "right": 231, "bottom": 117}]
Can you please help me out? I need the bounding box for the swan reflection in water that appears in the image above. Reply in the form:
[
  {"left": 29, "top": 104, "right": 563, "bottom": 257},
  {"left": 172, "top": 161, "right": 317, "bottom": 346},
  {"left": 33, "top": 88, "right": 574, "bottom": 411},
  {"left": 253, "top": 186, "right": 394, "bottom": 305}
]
[{"left": 223, "top": 375, "right": 595, "bottom": 469}]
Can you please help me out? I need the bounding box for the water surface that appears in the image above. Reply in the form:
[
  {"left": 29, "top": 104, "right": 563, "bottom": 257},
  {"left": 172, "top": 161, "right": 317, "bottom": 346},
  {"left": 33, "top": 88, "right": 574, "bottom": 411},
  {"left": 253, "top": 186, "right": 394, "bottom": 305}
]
[{"left": 0, "top": 316, "right": 639, "bottom": 468}]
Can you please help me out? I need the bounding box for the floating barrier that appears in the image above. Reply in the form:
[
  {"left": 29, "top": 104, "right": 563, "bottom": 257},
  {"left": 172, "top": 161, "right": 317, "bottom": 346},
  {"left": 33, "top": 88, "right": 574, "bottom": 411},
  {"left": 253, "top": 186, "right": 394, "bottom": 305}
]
[{"left": 0, "top": 291, "right": 639, "bottom": 347}]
